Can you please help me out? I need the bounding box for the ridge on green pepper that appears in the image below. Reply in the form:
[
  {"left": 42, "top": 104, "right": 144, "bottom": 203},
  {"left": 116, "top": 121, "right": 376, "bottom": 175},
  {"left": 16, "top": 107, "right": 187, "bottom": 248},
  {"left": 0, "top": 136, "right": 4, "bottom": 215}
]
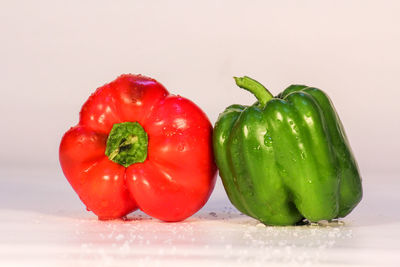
[{"left": 213, "top": 76, "right": 362, "bottom": 226}]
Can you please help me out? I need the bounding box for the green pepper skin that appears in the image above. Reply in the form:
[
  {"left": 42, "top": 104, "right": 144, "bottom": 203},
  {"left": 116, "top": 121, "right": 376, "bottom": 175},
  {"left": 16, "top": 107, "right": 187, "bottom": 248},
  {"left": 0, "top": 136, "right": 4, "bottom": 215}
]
[{"left": 213, "top": 77, "right": 362, "bottom": 225}]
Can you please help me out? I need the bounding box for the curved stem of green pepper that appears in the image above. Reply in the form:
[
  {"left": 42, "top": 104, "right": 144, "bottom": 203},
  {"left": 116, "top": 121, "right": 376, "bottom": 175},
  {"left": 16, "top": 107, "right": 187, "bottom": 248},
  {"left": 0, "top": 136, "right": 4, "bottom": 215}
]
[{"left": 234, "top": 76, "right": 274, "bottom": 107}]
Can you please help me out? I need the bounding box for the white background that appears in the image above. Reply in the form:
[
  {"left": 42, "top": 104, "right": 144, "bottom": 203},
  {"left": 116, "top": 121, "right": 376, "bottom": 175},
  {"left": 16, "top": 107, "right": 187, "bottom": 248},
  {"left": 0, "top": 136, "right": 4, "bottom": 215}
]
[
  {"left": 1, "top": 1, "right": 400, "bottom": 266},
  {"left": 1, "top": 0, "right": 399, "bottom": 173}
]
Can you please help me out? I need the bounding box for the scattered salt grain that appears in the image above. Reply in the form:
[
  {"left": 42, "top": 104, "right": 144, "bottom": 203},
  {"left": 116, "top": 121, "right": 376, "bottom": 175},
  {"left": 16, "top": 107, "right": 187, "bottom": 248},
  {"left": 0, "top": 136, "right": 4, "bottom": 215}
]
[{"left": 115, "top": 234, "right": 124, "bottom": 241}]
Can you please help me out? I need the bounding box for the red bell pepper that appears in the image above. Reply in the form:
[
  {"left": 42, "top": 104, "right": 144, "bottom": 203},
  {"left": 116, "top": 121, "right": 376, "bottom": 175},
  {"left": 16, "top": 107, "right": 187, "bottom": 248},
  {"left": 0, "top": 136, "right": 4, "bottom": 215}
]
[{"left": 59, "top": 74, "right": 217, "bottom": 221}]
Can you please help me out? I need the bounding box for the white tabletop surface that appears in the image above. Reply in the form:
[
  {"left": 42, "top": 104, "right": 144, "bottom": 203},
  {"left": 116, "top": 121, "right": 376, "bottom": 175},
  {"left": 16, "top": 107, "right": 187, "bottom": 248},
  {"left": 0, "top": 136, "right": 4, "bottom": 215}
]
[{"left": 1, "top": 167, "right": 399, "bottom": 267}]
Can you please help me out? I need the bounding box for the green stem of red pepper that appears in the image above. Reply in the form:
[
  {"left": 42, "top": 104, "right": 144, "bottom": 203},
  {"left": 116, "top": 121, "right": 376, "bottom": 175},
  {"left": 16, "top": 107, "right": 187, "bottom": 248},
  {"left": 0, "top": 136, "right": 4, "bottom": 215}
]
[{"left": 105, "top": 122, "right": 148, "bottom": 167}]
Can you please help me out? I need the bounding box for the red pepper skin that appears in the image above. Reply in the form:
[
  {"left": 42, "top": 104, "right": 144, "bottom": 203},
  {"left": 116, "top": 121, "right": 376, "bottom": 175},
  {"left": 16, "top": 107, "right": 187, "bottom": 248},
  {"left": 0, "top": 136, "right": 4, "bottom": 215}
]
[{"left": 59, "top": 74, "right": 217, "bottom": 221}]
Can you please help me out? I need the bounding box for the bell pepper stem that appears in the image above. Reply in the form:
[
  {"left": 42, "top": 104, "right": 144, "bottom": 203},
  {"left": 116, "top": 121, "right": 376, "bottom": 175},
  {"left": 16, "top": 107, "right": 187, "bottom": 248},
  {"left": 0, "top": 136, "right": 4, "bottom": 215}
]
[
  {"left": 105, "top": 122, "right": 148, "bottom": 167},
  {"left": 108, "top": 135, "right": 139, "bottom": 161},
  {"left": 234, "top": 76, "right": 274, "bottom": 107}
]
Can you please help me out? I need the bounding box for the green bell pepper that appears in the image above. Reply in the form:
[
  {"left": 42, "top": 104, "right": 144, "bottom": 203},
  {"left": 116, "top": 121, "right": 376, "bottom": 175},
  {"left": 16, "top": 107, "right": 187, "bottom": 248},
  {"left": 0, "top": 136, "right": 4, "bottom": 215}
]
[{"left": 213, "top": 76, "right": 362, "bottom": 226}]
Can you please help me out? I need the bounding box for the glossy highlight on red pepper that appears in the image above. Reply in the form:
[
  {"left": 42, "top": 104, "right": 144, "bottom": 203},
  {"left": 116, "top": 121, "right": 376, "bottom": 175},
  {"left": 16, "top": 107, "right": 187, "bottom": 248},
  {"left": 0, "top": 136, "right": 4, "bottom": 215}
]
[{"left": 59, "top": 74, "right": 217, "bottom": 221}]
